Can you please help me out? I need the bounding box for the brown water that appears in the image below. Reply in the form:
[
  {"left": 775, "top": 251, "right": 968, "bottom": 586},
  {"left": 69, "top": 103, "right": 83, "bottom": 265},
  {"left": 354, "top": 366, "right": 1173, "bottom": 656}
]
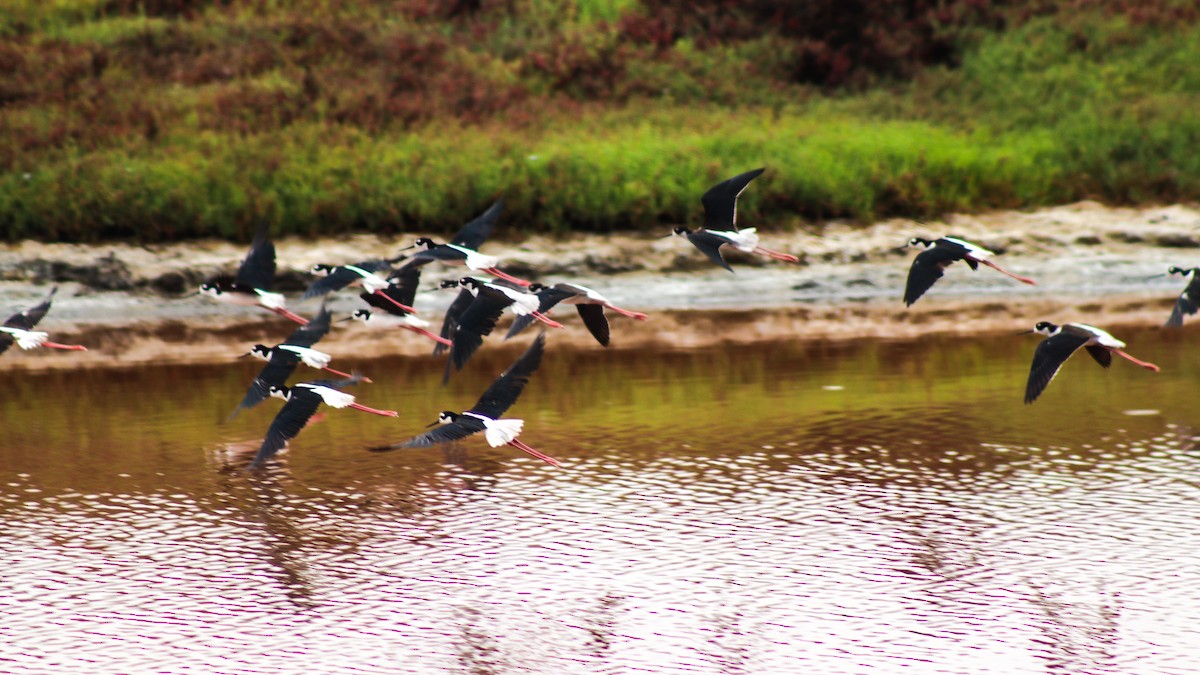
[{"left": 2, "top": 327, "right": 1200, "bottom": 674}]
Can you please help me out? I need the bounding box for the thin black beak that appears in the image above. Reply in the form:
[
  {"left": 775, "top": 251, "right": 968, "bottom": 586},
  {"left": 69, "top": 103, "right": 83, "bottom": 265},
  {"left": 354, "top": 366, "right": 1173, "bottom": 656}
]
[
  {"left": 238, "top": 352, "right": 253, "bottom": 358},
  {"left": 337, "top": 316, "right": 354, "bottom": 322},
  {"left": 1016, "top": 329, "right": 1034, "bottom": 335},
  {"left": 425, "top": 420, "right": 440, "bottom": 427}
]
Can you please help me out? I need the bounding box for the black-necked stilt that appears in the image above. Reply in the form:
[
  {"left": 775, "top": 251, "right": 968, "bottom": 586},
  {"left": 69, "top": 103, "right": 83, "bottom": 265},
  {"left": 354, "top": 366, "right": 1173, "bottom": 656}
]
[
  {"left": 303, "top": 255, "right": 409, "bottom": 312},
  {"left": 250, "top": 375, "right": 398, "bottom": 468},
  {"left": 1165, "top": 266, "right": 1200, "bottom": 328},
  {"left": 0, "top": 286, "right": 87, "bottom": 357},
  {"left": 1021, "top": 321, "right": 1160, "bottom": 404},
  {"left": 904, "top": 236, "right": 1036, "bottom": 306},
  {"left": 672, "top": 168, "right": 799, "bottom": 272},
  {"left": 434, "top": 282, "right": 477, "bottom": 357},
  {"left": 344, "top": 265, "right": 451, "bottom": 345},
  {"left": 507, "top": 282, "right": 648, "bottom": 347},
  {"left": 232, "top": 303, "right": 361, "bottom": 417},
  {"left": 199, "top": 221, "right": 308, "bottom": 324},
  {"left": 401, "top": 199, "right": 532, "bottom": 287},
  {"left": 368, "top": 332, "right": 559, "bottom": 466}
]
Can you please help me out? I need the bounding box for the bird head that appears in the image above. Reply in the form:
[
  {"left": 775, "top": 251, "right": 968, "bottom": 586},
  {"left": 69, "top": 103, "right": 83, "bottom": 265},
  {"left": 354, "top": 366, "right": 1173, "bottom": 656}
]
[
  {"left": 310, "top": 263, "right": 335, "bottom": 276},
  {"left": 198, "top": 282, "right": 221, "bottom": 297},
  {"left": 439, "top": 279, "right": 461, "bottom": 290},
  {"left": 412, "top": 237, "right": 437, "bottom": 250},
  {"left": 908, "top": 237, "right": 935, "bottom": 248},
  {"left": 671, "top": 226, "right": 690, "bottom": 237},
  {"left": 1030, "top": 321, "right": 1060, "bottom": 336},
  {"left": 458, "top": 277, "right": 484, "bottom": 289},
  {"left": 1168, "top": 266, "right": 1195, "bottom": 277},
  {"left": 527, "top": 282, "right": 547, "bottom": 293},
  {"left": 268, "top": 385, "right": 291, "bottom": 401},
  {"left": 347, "top": 309, "right": 371, "bottom": 323},
  {"left": 245, "top": 344, "right": 272, "bottom": 360}
]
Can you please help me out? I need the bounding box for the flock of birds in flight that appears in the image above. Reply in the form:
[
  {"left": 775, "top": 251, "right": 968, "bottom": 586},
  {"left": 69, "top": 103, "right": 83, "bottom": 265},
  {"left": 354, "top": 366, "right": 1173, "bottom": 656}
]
[{"left": 2, "top": 168, "right": 1197, "bottom": 467}]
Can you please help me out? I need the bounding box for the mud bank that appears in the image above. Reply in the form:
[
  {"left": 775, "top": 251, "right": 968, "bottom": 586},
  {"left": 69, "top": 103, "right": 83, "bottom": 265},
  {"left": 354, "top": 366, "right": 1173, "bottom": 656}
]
[{"left": 1, "top": 201, "right": 1197, "bottom": 370}]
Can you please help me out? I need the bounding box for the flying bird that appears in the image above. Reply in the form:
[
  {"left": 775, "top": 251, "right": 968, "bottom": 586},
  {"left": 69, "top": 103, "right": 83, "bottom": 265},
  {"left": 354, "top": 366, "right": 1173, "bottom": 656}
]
[
  {"left": 507, "top": 282, "right": 648, "bottom": 347},
  {"left": 904, "top": 236, "right": 1036, "bottom": 306},
  {"left": 303, "top": 255, "right": 410, "bottom": 312},
  {"left": 439, "top": 277, "right": 562, "bottom": 383},
  {"left": 368, "top": 333, "right": 559, "bottom": 466},
  {"left": 0, "top": 286, "right": 87, "bottom": 357},
  {"left": 401, "top": 199, "right": 531, "bottom": 287},
  {"left": 232, "top": 303, "right": 361, "bottom": 417},
  {"left": 199, "top": 221, "right": 308, "bottom": 324},
  {"left": 346, "top": 266, "right": 451, "bottom": 346},
  {"left": 250, "top": 375, "right": 398, "bottom": 468},
  {"left": 672, "top": 168, "right": 800, "bottom": 272},
  {"left": 1021, "top": 321, "right": 1159, "bottom": 404},
  {"left": 1165, "top": 266, "right": 1200, "bottom": 328}
]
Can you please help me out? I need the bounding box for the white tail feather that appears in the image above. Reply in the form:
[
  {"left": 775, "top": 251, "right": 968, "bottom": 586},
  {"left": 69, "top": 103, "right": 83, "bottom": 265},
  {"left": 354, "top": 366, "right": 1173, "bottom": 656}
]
[
  {"left": 302, "top": 384, "right": 355, "bottom": 408},
  {"left": 483, "top": 418, "right": 524, "bottom": 447},
  {"left": 0, "top": 327, "right": 48, "bottom": 350},
  {"left": 253, "top": 289, "right": 288, "bottom": 310},
  {"left": 280, "top": 345, "right": 332, "bottom": 368},
  {"left": 460, "top": 249, "right": 500, "bottom": 270}
]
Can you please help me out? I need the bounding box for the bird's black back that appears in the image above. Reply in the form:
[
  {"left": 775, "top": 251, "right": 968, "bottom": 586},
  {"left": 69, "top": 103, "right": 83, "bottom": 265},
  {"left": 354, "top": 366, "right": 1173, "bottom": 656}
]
[
  {"left": 701, "top": 167, "right": 764, "bottom": 231},
  {"left": 1025, "top": 331, "right": 1090, "bottom": 404},
  {"left": 469, "top": 332, "right": 546, "bottom": 419},
  {"left": 385, "top": 414, "right": 487, "bottom": 450},
  {"left": 450, "top": 198, "right": 505, "bottom": 250},
  {"left": 236, "top": 221, "right": 277, "bottom": 290},
  {"left": 444, "top": 288, "right": 513, "bottom": 379}
]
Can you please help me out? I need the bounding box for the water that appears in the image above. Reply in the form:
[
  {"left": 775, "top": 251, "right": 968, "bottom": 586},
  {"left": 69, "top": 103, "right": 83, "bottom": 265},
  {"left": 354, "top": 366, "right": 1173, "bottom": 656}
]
[{"left": 2, "top": 326, "right": 1200, "bottom": 674}]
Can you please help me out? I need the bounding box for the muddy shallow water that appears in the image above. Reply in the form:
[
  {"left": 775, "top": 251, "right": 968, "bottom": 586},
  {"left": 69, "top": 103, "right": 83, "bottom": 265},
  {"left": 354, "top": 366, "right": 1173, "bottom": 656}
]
[{"left": 3, "top": 326, "right": 1200, "bottom": 673}]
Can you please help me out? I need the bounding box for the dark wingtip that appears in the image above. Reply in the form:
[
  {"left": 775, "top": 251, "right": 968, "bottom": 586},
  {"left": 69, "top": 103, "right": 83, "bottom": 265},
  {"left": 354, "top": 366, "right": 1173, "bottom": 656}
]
[{"left": 367, "top": 444, "right": 399, "bottom": 453}]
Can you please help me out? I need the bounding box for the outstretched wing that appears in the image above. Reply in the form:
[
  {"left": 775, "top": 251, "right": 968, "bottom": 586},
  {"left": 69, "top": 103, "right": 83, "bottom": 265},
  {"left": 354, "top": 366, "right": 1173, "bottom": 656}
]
[
  {"left": 701, "top": 167, "right": 765, "bottom": 230},
  {"left": 369, "top": 418, "right": 481, "bottom": 451},
  {"left": 1084, "top": 345, "right": 1112, "bottom": 368},
  {"left": 1166, "top": 279, "right": 1200, "bottom": 328},
  {"left": 435, "top": 288, "right": 476, "bottom": 356},
  {"left": 302, "top": 267, "right": 360, "bottom": 299},
  {"left": 3, "top": 286, "right": 57, "bottom": 331},
  {"left": 285, "top": 303, "right": 332, "bottom": 348},
  {"left": 1025, "top": 332, "right": 1089, "bottom": 404},
  {"left": 232, "top": 354, "right": 301, "bottom": 416},
  {"left": 451, "top": 198, "right": 504, "bottom": 250},
  {"left": 250, "top": 394, "right": 323, "bottom": 467},
  {"left": 445, "top": 289, "right": 512, "bottom": 378},
  {"left": 686, "top": 230, "right": 736, "bottom": 273},
  {"left": 506, "top": 286, "right": 573, "bottom": 339},
  {"left": 903, "top": 246, "right": 963, "bottom": 306},
  {"left": 575, "top": 304, "right": 611, "bottom": 347},
  {"left": 236, "top": 221, "right": 277, "bottom": 290},
  {"left": 469, "top": 332, "right": 546, "bottom": 418}
]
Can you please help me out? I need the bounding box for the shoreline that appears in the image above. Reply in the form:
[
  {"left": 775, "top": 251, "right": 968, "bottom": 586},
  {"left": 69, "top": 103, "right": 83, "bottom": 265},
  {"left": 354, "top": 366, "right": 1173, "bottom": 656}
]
[{"left": 1, "top": 200, "right": 1197, "bottom": 370}]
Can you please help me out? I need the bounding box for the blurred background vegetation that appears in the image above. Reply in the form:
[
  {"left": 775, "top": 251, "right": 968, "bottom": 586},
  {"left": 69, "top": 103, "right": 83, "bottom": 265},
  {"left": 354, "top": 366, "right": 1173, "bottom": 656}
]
[{"left": 2, "top": 0, "right": 1199, "bottom": 242}]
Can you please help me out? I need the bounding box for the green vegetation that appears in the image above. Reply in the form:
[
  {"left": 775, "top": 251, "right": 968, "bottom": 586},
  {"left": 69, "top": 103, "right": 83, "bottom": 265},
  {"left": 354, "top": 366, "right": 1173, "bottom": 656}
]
[{"left": 2, "top": 1, "right": 1199, "bottom": 242}]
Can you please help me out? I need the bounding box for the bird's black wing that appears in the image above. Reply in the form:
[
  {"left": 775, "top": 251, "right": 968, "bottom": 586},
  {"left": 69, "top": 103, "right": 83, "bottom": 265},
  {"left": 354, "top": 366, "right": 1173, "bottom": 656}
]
[
  {"left": 232, "top": 352, "right": 302, "bottom": 416},
  {"left": 369, "top": 418, "right": 482, "bottom": 451},
  {"left": 285, "top": 303, "right": 332, "bottom": 348},
  {"left": 686, "top": 230, "right": 736, "bottom": 273},
  {"left": 408, "top": 246, "right": 466, "bottom": 264},
  {"left": 381, "top": 264, "right": 423, "bottom": 308},
  {"left": 435, "top": 288, "right": 476, "bottom": 356},
  {"left": 505, "top": 286, "right": 573, "bottom": 339},
  {"left": 451, "top": 198, "right": 504, "bottom": 250},
  {"left": 1166, "top": 279, "right": 1200, "bottom": 328},
  {"left": 236, "top": 221, "right": 277, "bottom": 290},
  {"left": 302, "top": 267, "right": 361, "bottom": 299},
  {"left": 445, "top": 289, "right": 512, "bottom": 378},
  {"left": 0, "top": 335, "right": 13, "bottom": 357},
  {"left": 250, "top": 393, "right": 323, "bottom": 467},
  {"left": 1025, "top": 332, "right": 1089, "bottom": 404},
  {"left": 469, "top": 332, "right": 546, "bottom": 419},
  {"left": 1084, "top": 345, "right": 1112, "bottom": 368},
  {"left": 575, "top": 304, "right": 611, "bottom": 347},
  {"left": 3, "top": 286, "right": 56, "bottom": 331},
  {"left": 701, "top": 167, "right": 765, "bottom": 230},
  {"left": 903, "top": 246, "right": 965, "bottom": 306}
]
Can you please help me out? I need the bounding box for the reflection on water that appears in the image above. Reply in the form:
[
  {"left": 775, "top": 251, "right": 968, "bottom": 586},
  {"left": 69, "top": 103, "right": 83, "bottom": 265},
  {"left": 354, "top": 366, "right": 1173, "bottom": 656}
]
[{"left": 2, "top": 327, "right": 1200, "bottom": 673}]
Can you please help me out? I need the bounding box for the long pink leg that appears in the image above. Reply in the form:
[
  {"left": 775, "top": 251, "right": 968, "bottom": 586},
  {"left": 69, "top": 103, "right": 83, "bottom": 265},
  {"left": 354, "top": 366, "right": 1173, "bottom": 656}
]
[
  {"left": 531, "top": 311, "right": 564, "bottom": 328},
  {"left": 271, "top": 307, "right": 309, "bottom": 325},
  {"left": 320, "top": 365, "right": 371, "bottom": 383},
  {"left": 349, "top": 402, "right": 399, "bottom": 417},
  {"left": 483, "top": 267, "right": 532, "bottom": 287},
  {"left": 403, "top": 326, "right": 452, "bottom": 346},
  {"left": 605, "top": 304, "right": 649, "bottom": 321},
  {"left": 979, "top": 259, "right": 1037, "bottom": 285},
  {"left": 1113, "top": 349, "right": 1160, "bottom": 372},
  {"left": 508, "top": 438, "right": 561, "bottom": 467},
  {"left": 42, "top": 341, "right": 88, "bottom": 351},
  {"left": 372, "top": 290, "right": 417, "bottom": 313},
  {"left": 753, "top": 246, "right": 800, "bottom": 263}
]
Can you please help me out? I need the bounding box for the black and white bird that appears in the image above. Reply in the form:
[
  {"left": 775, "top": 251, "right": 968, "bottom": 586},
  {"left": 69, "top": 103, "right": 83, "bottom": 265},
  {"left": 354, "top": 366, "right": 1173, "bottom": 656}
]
[
  {"left": 1022, "top": 321, "right": 1160, "bottom": 404},
  {"left": 199, "top": 221, "right": 308, "bottom": 324},
  {"left": 250, "top": 375, "right": 398, "bottom": 468},
  {"left": 303, "top": 255, "right": 409, "bottom": 311},
  {"left": 507, "top": 282, "right": 648, "bottom": 347},
  {"left": 401, "top": 199, "right": 532, "bottom": 287},
  {"left": 672, "top": 168, "right": 800, "bottom": 272},
  {"left": 0, "top": 286, "right": 87, "bottom": 357},
  {"left": 1165, "top": 266, "right": 1200, "bottom": 328},
  {"left": 904, "top": 236, "right": 1036, "bottom": 306},
  {"left": 433, "top": 281, "right": 477, "bottom": 357},
  {"left": 345, "top": 265, "right": 450, "bottom": 346},
  {"left": 232, "top": 304, "right": 361, "bottom": 417},
  {"left": 438, "top": 277, "right": 563, "bottom": 381},
  {"left": 369, "top": 333, "right": 559, "bottom": 466}
]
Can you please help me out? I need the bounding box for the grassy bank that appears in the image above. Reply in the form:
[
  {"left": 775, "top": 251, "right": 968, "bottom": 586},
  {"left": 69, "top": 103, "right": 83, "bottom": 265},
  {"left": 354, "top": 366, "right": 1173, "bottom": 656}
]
[{"left": 2, "top": 1, "right": 1199, "bottom": 242}]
